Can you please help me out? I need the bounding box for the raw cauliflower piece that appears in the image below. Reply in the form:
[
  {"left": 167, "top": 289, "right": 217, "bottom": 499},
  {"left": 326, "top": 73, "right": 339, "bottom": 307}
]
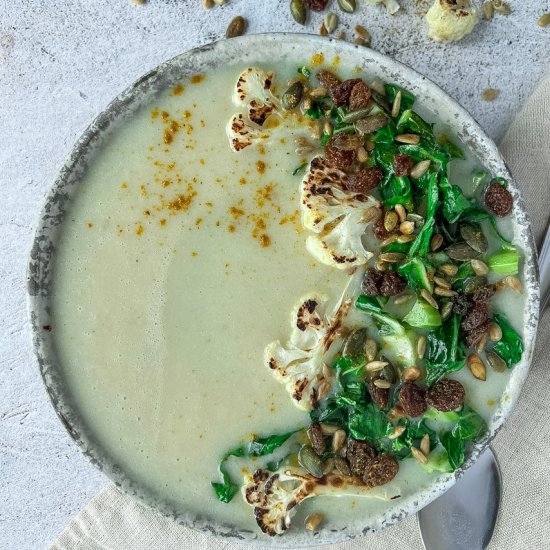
[
  {"left": 301, "top": 156, "right": 380, "bottom": 269},
  {"left": 365, "top": 0, "right": 401, "bottom": 15},
  {"left": 243, "top": 468, "right": 401, "bottom": 536},
  {"left": 426, "top": 0, "right": 479, "bottom": 42},
  {"left": 227, "top": 67, "right": 282, "bottom": 152},
  {"left": 264, "top": 294, "right": 347, "bottom": 411}
]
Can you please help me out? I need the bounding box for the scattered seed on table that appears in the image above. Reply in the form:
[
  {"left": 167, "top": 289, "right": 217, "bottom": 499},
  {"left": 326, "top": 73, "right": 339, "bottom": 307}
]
[
  {"left": 538, "top": 14, "right": 550, "bottom": 27},
  {"left": 226, "top": 16, "right": 246, "bottom": 38},
  {"left": 482, "top": 88, "right": 500, "bottom": 101}
]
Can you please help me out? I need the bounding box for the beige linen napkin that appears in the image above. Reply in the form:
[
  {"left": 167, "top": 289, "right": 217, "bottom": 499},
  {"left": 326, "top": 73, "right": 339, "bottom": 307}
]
[{"left": 51, "top": 76, "right": 550, "bottom": 550}]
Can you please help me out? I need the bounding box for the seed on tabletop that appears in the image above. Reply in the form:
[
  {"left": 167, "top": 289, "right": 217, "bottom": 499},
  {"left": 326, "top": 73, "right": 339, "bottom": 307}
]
[
  {"left": 290, "top": 0, "right": 307, "bottom": 25},
  {"left": 538, "top": 14, "right": 550, "bottom": 27},
  {"left": 482, "top": 1, "right": 494, "bottom": 20},
  {"left": 226, "top": 16, "right": 246, "bottom": 39},
  {"left": 203, "top": 0, "right": 214, "bottom": 8},
  {"left": 482, "top": 88, "right": 499, "bottom": 101}
]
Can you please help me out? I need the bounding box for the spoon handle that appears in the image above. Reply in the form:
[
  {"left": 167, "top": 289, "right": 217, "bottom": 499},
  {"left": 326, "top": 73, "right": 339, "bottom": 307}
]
[{"left": 539, "top": 221, "right": 550, "bottom": 311}]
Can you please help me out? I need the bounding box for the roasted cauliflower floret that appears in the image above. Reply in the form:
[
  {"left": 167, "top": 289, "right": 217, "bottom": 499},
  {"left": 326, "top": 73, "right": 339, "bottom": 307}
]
[
  {"left": 301, "top": 156, "right": 380, "bottom": 269},
  {"left": 243, "top": 467, "right": 402, "bottom": 535},
  {"left": 426, "top": 0, "right": 479, "bottom": 42},
  {"left": 227, "top": 67, "right": 282, "bottom": 152},
  {"left": 265, "top": 294, "right": 351, "bottom": 410}
]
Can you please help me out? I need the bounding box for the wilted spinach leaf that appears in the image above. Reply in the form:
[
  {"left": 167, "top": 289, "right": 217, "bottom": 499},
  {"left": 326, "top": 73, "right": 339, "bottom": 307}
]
[
  {"left": 492, "top": 313, "right": 524, "bottom": 367},
  {"left": 348, "top": 402, "right": 391, "bottom": 442}
]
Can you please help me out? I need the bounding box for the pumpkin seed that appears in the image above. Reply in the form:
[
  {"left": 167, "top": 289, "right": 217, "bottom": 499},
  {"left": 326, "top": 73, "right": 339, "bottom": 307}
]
[
  {"left": 387, "top": 425, "right": 406, "bottom": 440},
  {"left": 355, "top": 114, "right": 389, "bottom": 135},
  {"left": 460, "top": 224, "right": 488, "bottom": 253},
  {"left": 395, "top": 133, "right": 420, "bottom": 144},
  {"left": 446, "top": 242, "right": 480, "bottom": 261},
  {"left": 438, "top": 263, "right": 459, "bottom": 277},
  {"left": 410, "top": 160, "right": 431, "bottom": 180},
  {"left": 324, "top": 12, "right": 338, "bottom": 34},
  {"left": 398, "top": 234, "right": 416, "bottom": 244},
  {"left": 420, "top": 433, "right": 431, "bottom": 457},
  {"left": 373, "top": 379, "right": 392, "bottom": 389},
  {"left": 407, "top": 212, "right": 425, "bottom": 227},
  {"left": 463, "top": 276, "right": 487, "bottom": 295},
  {"left": 403, "top": 366, "right": 421, "bottom": 381},
  {"left": 225, "top": 16, "right": 246, "bottom": 39},
  {"left": 538, "top": 13, "right": 550, "bottom": 27},
  {"left": 381, "top": 362, "right": 398, "bottom": 384},
  {"left": 365, "top": 338, "right": 378, "bottom": 362},
  {"left": 471, "top": 258, "right": 489, "bottom": 276},
  {"left": 290, "top": 0, "right": 307, "bottom": 25},
  {"left": 366, "top": 360, "right": 388, "bottom": 372},
  {"left": 379, "top": 252, "right": 405, "bottom": 263},
  {"left": 384, "top": 210, "right": 399, "bottom": 232},
  {"left": 411, "top": 446, "right": 428, "bottom": 464},
  {"left": 282, "top": 81, "right": 304, "bottom": 111},
  {"left": 298, "top": 445, "right": 324, "bottom": 478},
  {"left": 433, "top": 276, "right": 451, "bottom": 289},
  {"left": 482, "top": 1, "right": 494, "bottom": 19},
  {"left": 488, "top": 321, "right": 503, "bottom": 342},
  {"left": 322, "top": 458, "right": 335, "bottom": 475},
  {"left": 421, "top": 289, "right": 439, "bottom": 309},
  {"left": 334, "top": 456, "right": 352, "bottom": 476},
  {"left": 486, "top": 350, "right": 506, "bottom": 373},
  {"left": 332, "top": 133, "right": 363, "bottom": 151},
  {"left": 441, "top": 301, "right": 453, "bottom": 321},
  {"left": 417, "top": 336, "right": 427, "bottom": 359},
  {"left": 342, "top": 328, "right": 368, "bottom": 357},
  {"left": 338, "top": 0, "right": 356, "bottom": 13},
  {"left": 360, "top": 205, "right": 381, "bottom": 224},
  {"left": 468, "top": 353, "right": 487, "bottom": 380},
  {"left": 305, "top": 512, "right": 325, "bottom": 531},
  {"left": 332, "top": 429, "right": 347, "bottom": 452},
  {"left": 434, "top": 287, "right": 456, "bottom": 297}
]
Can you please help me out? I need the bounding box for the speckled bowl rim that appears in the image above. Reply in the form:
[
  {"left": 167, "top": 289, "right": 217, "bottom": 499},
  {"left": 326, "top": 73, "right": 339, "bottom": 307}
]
[{"left": 27, "top": 33, "right": 539, "bottom": 547}]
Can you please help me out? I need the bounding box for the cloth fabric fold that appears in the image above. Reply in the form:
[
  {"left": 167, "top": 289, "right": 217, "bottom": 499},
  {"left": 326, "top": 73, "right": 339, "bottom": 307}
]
[{"left": 51, "top": 76, "right": 550, "bottom": 550}]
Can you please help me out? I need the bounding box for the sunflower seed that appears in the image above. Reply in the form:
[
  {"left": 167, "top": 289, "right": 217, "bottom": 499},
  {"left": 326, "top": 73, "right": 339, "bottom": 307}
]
[
  {"left": 226, "top": 16, "right": 246, "bottom": 38},
  {"left": 429, "top": 233, "right": 443, "bottom": 251},
  {"left": 394, "top": 204, "right": 407, "bottom": 223},
  {"left": 433, "top": 276, "right": 451, "bottom": 289},
  {"left": 387, "top": 425, "right": 406, "bottom": 440},
  {"left": 355, "top": 25, "right": 370, "bottom": 38},
  {"left": 373, "top": 379, "right": 392, "bottom": 389},
  {"left": 282, "top": 81, "right": 304, "bottom": 111},
  {"left": 403, "top": 366, "right": 421, "bottom": 381},
  {"left": 301, "top": 96, "right": 312, "bottom": 111},
  {"left": 365, "top": 140, "right": 376, "bottom": 151},
  {"left": 365, "top": 339, "right": 378, "bottom": 362},
  {"left": 320, "top": 423, "right": 339, "bottom": 435},
  {"left": 324, "top": 12, "right": 338, "bottom": 34},
  {"left": 361, "top": 206, "right": 381, "bottom": 224},
  {"left": 305, "top": 512, "right": 325, "bottom": 532},
  {"left": 398, "top": 234, "right": 416, "bottom": 244},
  {"left": 410, "top": 159, "right": 431, "bottom": 179},
  {"left": 213, "top": 0, "right": 225, "bottom": 4},
  {"left": 295, "top": 146, "right": 314, "bottom": 155},
  {"left": 421, "top": 289, "right": 439, "bottom": 309},
  {"left": 384, "top": 210, "right": 399, "bottom": 232},
  {"left": 434, "top": 287, "right": 457, "bottom": 297},
  {"left": 376, "top": 259, "right": 388, "bottom": 272},
  {"left": 411, "top": 446, "right": 428, "bottom": 464},
  {"left": 203, "top": 0, "right": 214, "bottom": 9},
  {"left": 319, "top": 22, "right": 328, "bottom": 36},
  {"left": 338, "top": 0, "right": 356, "bottom": 13},
  {"left": 311, "top": 120, "right": 323, "bottom": 140},
  {"left": 482, "top": 88, "right": 499, "bottom": 101},
  {"left": 290, "top": 0, "right": 307, "bottom": 25},
  {"left": 489, "top": 322, "right": 503, "bottom": 342},
  {"left": 471, "top": 258, "right": 489, "bottom": 276},
  {"left": 395, "top": 133, "right": 420, "bottom": 144},
  {"left": 505, "top": 275, "right": 522, "bottom": 292},
  {"left": 420, "top": 433, "right": 431, "bottom": 456},
  {"left": 538, "top": 13, "right": 550, "bottom": 27},
  {"left": 400, "top": 221, "right": 415, "bottom": 235},
  {"left": 354, "top": 37, "right": 367, "bottom": 46},
  {"left": 394, "top": 294, "right": 412, "bottom": 305},
  {"left": 468, "top": 353, "right": 487, "bottom": 380},
  {"left": 493, "top": 0, "right": 511, "bottom": 15},
  {"left": 460, "top": 224, "right": 488, "bottom": 253},
  {"left": 317, "top": 380, "right": 332, "bottom": 399},
  {"left": 476, "top": 332, "right": 488, "bottom": 354},
  {"left": 336, "top": 31, "right": 346, "bottom": 40},
  {"left": 322, "top": 363, "right": 332, "bottom": 379},
  {"left": 379, "top": 252, "right": 405, "bottom": 263},
  {"left": 323, "top": 120, "right": 334, "bottom": 137},
  {"left": 391, "top": 90, "right": 402, "bottom": 119},
  {"left": 417, "top": 336, "right": 427, "bottom": 359},
  {"left": 482, "top": 1, "right": 494, "bottom": 19},
  {"left": 332, "top": 429, "right": 347, "bottom": 452},
  {"left": 355, "top": 146, "right": 368, "bottom": 163},
  {"left": 310, "top": 86, "right": 328, "bottom": 98},
  {"left": 486, "top": 350, "right": 506, "bottom": 372},
  {"left": 298, "top": 445, "right": 324, "bottom": 478},
  {"left": 441, "top": 301, "right": 453, "bottom": 321},
  {"left": 438, "top": 263, "right": 459, "bottom": 277},
  {"left": 446, "top": 242, "right": 480, "bottom": 261},
  {"left": 388, "top": 405, "right": 406, "bottom": 420},
  {"left": 366, "top": 360, "right": 388, "bottom": 372}
]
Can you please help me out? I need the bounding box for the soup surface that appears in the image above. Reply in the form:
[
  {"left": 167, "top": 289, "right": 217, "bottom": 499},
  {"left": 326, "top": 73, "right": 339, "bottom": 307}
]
[{"left": 50, "top": 56, "right": 525, "bottom": 534}]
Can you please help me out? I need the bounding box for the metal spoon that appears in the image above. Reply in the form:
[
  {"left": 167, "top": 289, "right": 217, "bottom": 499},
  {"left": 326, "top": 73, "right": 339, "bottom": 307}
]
[{"left": 419, "top": 223, "right": 550, "bottom": 550}]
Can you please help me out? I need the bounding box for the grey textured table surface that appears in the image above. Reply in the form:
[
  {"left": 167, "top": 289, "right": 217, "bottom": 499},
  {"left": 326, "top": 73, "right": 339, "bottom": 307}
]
[{"left": 1, "top": 1, "right": 548, "bottom": 548}]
